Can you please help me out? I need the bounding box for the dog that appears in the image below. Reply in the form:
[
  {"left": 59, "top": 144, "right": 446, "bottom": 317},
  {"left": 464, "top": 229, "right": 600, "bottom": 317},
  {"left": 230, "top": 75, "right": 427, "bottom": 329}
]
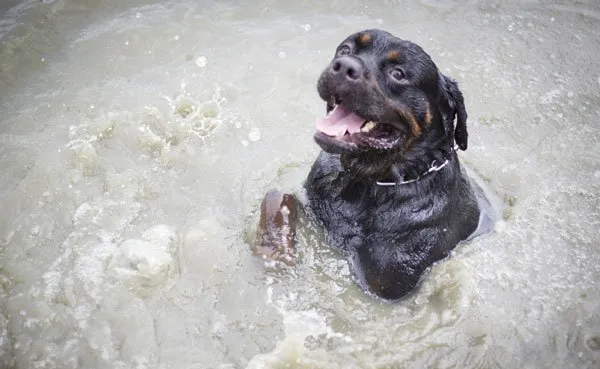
[{"left": 256, "top": 29, "right": 493, "bottom": 300}]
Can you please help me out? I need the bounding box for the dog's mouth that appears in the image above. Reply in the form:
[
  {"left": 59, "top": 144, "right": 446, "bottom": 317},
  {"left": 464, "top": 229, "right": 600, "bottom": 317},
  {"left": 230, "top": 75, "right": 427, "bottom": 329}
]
[{"left": 314, "top": 100, "right": 403, "bottom": 153}]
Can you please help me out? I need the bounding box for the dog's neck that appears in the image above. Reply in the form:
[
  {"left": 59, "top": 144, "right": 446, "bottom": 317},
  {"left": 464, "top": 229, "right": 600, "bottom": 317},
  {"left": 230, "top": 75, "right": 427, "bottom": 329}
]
[
  {"left": 376, "top": 151, "right": 454, "bottom": 186},
  {"left": 387, "top": 137, "right": 456, "bottom": 185},
  {"left": 339, "top": 133, "right": 456, "bottom": 185}
]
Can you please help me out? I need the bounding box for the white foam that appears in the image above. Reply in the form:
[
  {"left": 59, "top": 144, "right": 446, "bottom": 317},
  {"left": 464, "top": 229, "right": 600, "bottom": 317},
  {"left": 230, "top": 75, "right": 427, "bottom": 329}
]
[
  {"left": 246, "top": 310, "right": 328, "bottom": 369},
  {"left": 108, "top": 225, "right": 178, "bottom": 296}
]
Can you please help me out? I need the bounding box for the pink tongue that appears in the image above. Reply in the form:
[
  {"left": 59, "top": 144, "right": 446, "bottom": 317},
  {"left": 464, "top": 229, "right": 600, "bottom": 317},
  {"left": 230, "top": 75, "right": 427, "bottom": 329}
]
[{"left": 315, "top": 105, "right": 366, "bottom": 136}]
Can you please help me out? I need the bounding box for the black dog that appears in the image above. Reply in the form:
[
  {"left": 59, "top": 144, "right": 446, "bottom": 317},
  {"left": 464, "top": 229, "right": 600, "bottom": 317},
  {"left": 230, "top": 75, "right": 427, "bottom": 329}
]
[{"left": 303, "top": 29, "right": 493, "bottom": 299}]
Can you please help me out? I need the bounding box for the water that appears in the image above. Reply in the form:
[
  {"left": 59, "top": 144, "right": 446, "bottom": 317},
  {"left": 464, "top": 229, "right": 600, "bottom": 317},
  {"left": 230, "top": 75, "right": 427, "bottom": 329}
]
[{"left": 1, "top": 0, "right": 599, "bottom": 368}]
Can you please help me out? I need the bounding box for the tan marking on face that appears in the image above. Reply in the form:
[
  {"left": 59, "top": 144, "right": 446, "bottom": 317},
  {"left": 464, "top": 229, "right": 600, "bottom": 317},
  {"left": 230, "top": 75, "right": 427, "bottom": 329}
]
[
  {"left": 387, "top": 50, "right": 401, "bottom": 61},
  {"left": 359, "top": 33, "right": 371, "bottom": 45},
  {"left": 384, "top": 97, "right": 423, "bottom": 138},
  {"left": 407, "top": 114, "right": 422, "bottom": 136},
  {"left": 394, "top": 105, "right": 422, "bottom": 137},
  {"left": 423, "top": 102, "right": 432, "bottom": 126}
]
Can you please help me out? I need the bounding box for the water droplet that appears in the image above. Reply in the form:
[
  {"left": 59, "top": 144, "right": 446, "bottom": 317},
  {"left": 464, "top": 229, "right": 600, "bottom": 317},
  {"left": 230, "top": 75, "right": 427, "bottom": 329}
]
[
  {"left": 125, "top": 41, "right": 129, "bottom": 46},
  {"left": 174, "top": 35, "right": 180, "bottom": 41},
  {"left": 248, "top": 128, "right": 261, "bottom": 141},
  {"left": 136, "top": 12, "right": 142, "bottom": 19},
  {"left": 303, "top": 24, "right": 311, "bottom": 31},
  {"left": 196, "top": 56, "right": 207, "bottom": 68},
  {"left": 241, "top": 140, "right": 249, "bottom": 147},
  {"left": 278, "top": 51, "right": 286, "bottom": 59},
  {"left": 30, "top": 226, "right": 40, "bottom": 236}
]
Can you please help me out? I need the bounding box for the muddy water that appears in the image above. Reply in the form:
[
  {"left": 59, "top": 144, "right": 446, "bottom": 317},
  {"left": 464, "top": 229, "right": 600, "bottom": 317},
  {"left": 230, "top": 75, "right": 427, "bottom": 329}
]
[{"left": 1, "top": 0, "right": 599, "bottom": 368}]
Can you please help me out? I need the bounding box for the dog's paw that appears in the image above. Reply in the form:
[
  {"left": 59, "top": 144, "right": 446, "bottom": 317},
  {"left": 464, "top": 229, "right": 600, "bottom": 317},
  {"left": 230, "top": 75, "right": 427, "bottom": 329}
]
[{"left": 252, "top": 189, "right": 299, "bottom": 268}]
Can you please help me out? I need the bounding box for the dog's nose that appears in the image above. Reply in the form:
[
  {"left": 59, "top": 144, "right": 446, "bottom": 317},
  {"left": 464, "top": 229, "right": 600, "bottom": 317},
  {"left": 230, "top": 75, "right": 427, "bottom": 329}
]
[{"left": 331, "top": 57, "right": 363, "bottom": 81}]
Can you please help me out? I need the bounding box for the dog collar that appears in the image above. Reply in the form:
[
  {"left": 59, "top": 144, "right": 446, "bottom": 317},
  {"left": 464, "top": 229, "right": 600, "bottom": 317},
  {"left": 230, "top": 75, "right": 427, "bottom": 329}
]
[
  {"left": 376, "top": 159, "right": 449, "bottom": 186},
  {"left": 376, "top": 146, "right": 457, "bottom": 186}
]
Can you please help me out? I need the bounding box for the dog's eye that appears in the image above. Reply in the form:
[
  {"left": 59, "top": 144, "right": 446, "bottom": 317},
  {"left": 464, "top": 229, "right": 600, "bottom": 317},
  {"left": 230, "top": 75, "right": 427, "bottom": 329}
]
[
  {"left": 390, "top": 68, "right": 405, "bottom": 81},
  {"left": 337, "top": 45, "right": 351, "bottom": 56}
]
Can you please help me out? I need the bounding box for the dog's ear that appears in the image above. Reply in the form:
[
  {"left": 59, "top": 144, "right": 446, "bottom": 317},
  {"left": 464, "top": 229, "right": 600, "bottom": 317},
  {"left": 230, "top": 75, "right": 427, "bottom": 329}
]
[{"left": 439, "top": 74, "right": 468, "bottom": 150}]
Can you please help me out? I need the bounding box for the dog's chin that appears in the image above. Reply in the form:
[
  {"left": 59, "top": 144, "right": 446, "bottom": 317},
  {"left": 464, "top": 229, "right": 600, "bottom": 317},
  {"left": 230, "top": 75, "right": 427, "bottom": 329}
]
[{"left": 314, "top": 132, "right": 358, "bottom": 154}]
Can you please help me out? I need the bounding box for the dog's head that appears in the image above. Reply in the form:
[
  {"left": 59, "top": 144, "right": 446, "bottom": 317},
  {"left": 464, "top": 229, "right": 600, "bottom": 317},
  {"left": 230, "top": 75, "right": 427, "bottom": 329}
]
[{"left": 314, "top": 29, "right": 468, "bottom": 177}]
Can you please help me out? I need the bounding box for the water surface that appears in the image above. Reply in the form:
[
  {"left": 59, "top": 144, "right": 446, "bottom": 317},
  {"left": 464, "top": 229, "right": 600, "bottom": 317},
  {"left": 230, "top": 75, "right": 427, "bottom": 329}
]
[{"left": 1, "top": 1, "right": 599, "bottom": 368}]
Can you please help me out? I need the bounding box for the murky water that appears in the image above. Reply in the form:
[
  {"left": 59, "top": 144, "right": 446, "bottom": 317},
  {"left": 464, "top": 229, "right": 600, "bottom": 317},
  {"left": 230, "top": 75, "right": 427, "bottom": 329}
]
[{"left": 1, "top": 0, "right": 599, "bottom": 368}]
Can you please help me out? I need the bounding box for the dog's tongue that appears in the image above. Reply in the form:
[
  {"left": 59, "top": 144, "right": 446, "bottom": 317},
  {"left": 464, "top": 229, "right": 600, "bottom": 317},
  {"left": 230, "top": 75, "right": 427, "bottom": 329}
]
[{"left": 316, "top": 105, "right": 366, "bottom": 136}]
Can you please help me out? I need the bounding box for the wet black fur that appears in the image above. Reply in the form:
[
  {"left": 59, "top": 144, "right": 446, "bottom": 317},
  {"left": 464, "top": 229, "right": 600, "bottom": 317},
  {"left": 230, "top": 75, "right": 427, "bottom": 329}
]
[{"left": 304, "top": 29, "right": 484, "bottom": 299}]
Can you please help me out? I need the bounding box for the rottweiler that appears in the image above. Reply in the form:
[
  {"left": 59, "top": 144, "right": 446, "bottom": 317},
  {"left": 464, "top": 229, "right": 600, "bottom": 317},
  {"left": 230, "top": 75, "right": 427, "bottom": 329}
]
[{"left": 257, "top": 29, "right": 493, "bottom": 300}]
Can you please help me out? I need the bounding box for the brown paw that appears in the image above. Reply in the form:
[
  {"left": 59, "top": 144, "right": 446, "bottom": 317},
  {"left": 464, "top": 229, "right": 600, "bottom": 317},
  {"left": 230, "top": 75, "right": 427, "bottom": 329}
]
[{"left": 253, "top": 189, "right": 298, "bottom": 267}]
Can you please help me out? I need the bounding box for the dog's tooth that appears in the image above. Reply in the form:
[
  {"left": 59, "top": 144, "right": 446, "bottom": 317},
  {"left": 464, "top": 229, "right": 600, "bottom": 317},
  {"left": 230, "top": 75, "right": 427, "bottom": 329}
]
[
  {"left": 326, "top": 104, "right": 338, "bottom": 117},
  {"left": 361, "top": 121, "right": 377, "bottom": 133}
]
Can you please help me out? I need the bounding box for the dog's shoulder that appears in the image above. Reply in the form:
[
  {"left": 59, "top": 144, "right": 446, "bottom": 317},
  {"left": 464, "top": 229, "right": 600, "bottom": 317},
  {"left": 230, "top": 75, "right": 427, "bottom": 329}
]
[{"left": 306, "top": 151, "right": 343, "bottom": 181}]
